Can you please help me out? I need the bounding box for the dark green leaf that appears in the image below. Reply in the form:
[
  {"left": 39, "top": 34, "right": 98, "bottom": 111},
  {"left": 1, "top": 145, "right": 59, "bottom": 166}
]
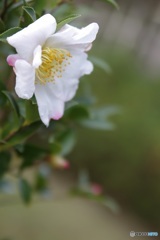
[
  {"left": 20, "top": 144, "right": 46, "bottom": 169},
  {"left": 2, "top": 91, "right": 20, "bottom": 119},
  {"left": 66, "top": 105, "right": 89, "bottom": 120},
  {"left": 20, "top": 6, "right": 36, "bottom": 27},
  {"left": 19, "top": 179, "right": 32, "bottom": 204},
  {"left": 22, "top": 6, "right": 36, "bottom": 21},
  {"left": 57, "top": 14, "right": 81, "bottom": 30},
  {"left": 0, "top": 27, "right": 21, "bottom": 43},
  {"left": 0, "top": 121, "right": 42, "bottom": 151},
  {"left": 0, "top": 19, "right": 5, "bottom": 33},
  {"left": 0, "top": 152, "right": 11, "bottom": 178}
]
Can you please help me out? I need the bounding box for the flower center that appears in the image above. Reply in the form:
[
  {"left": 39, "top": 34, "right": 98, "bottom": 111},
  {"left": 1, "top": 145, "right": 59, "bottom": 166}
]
[{"left": 36, "top": 47, "right": 72, "bottom": 84}]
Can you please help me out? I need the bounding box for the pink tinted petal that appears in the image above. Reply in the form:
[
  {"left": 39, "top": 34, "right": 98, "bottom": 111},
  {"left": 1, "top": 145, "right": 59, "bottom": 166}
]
[
  {"left": 7, "top": 54, "right": 21, "bottom": 67},
  {"left": 7, "top": 14, "right": 57, "bottom": 62},
  {"left": 35, "top": 82, "right": 65, "bottom": 126}
]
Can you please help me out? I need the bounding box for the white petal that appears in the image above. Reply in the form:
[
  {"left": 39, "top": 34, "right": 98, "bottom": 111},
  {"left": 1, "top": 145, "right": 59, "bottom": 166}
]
[
  {"left": 7, "top": 14, "right": 57, "bottom": 62},
  {"left": 14, "top": 60, "right": 35, "bottom": 99},
  {"left": 35, "top": 83, "right": 65, "bottom": 126},
  {"left": 51, "top": 50, "right": 93, "bottom": 101},
  {"left": 32, "top": 45, "right": 42, "bottom": 68},
  {"left": 53, "top": 78, "right": 79, "bottom": 102},
  {"left": 45, "top": 22, "right": 99, "bottom": 51}
]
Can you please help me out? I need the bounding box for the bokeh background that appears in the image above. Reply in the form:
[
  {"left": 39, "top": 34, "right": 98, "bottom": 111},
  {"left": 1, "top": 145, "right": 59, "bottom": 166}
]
[{"left": 1, "top": 0, "right": 160, "bottom": 239}]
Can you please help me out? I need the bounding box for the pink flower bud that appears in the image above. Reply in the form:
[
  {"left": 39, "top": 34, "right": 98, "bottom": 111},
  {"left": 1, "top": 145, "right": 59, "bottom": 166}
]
[
  {"left": 91, "top": 183, "right": 103, "bottom": 195},
  {"left": 51, "top": 155, "right": 70, "bottom": 169}
]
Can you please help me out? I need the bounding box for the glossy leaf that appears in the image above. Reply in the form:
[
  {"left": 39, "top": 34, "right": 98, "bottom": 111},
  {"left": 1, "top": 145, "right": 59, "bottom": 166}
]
[
  {"left": 57, "top": 14, "right": 81, "bottom": 30},
  {"left": 0, "top": 27, "right": 21, "bottom": 43}
]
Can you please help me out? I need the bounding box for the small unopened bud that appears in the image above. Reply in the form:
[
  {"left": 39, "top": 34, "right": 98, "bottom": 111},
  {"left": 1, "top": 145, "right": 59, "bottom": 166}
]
[
  {"left": 50, "top": 155, "right": 70, "bottom": 169},
  {"left": 91, "top": 183, "right": 103, "bottom": 196}
]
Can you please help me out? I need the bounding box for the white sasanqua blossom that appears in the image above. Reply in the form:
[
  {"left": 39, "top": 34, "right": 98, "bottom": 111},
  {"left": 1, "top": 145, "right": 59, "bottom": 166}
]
[{"left": 7, "top": 14, "right": 99, "bottom": 126}]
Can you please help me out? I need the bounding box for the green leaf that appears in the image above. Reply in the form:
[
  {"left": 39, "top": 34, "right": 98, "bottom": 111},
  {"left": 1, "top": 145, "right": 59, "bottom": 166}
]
[
  {"left": 20, "top": 6, "right": 36, "bottom": 27},
  {"left": 8, "top": 0, "right": 34, "bottom": 12},
  {"left": 56, "top": 129, "right": 76, "bottom": 156},
  {"left": 19, "top": 179, "right": 32, "bottom": 204},
  {"left": 0, "top": 19, "right": 5, "bottom": 33},
  {"left": 57, "top": 14, "right": 81, "bottom": 30},
  {"left": 0, "top": 152, "right": 11, "bottom": 178},
  {"left": 2, "top": 91, "right": 21, "bottom": 119},
  {"left": 80, "top": 119, "right": 115, "bottom": 130},
  {"left": 25, "top": 100, "right": 40, "bottom": 124},
  {"left": 90, "top": 56, "right": 112, "bottom": 74},
  {"left": 66, "top": 105, "right": 89, "bottom": 120},
  {"left": 80, "top": 106, "right": 120, "bottom": 131},
  {"left": 102, "top": 0, "right": 119, "bottom": 9},
  {"left": 22, "top": 6, "right": 36, "bottom": 21},
  {"left": 0, "top": 27, "right": 22, "bottom": 43},
  {"left": 0, "top": 121, "right": 42, "bottom": 151},
  {"left": 20, "top": 144, "right": 46, "bottom": 169}
]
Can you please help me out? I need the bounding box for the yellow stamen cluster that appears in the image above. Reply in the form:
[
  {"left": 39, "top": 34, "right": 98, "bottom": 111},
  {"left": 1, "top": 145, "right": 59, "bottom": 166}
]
[{"left": 36, "top": 47, "right": 72, "bottom": 84}]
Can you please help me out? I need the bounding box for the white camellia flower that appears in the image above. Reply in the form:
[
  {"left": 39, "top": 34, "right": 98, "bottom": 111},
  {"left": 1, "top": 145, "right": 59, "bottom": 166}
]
[{"left": 7, "top": 14, "right": 99, "bottom": 126}]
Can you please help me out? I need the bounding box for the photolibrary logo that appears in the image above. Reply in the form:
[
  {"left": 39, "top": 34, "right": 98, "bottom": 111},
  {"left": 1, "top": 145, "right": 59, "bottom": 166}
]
[{"left": 130, "top": 231, "right": 158, "bottom": 237}]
